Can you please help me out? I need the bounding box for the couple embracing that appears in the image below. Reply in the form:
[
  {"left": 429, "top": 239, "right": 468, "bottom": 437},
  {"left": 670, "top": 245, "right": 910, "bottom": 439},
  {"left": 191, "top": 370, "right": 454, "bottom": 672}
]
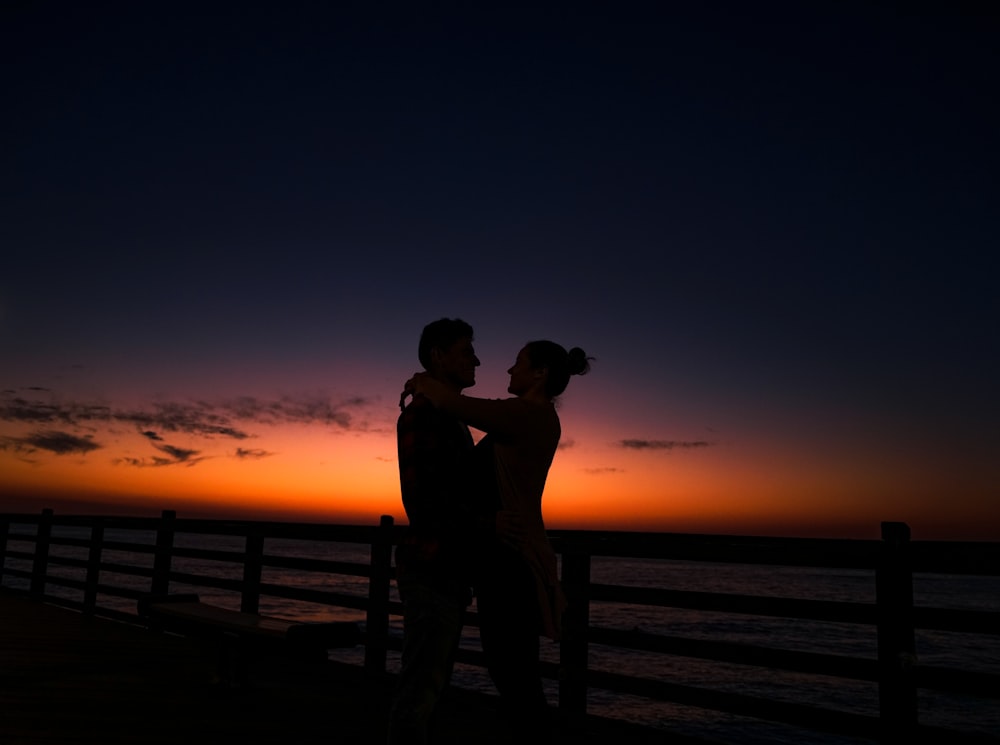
[{"left": 387, "top": 318, "right": 592, "bottom": 744}]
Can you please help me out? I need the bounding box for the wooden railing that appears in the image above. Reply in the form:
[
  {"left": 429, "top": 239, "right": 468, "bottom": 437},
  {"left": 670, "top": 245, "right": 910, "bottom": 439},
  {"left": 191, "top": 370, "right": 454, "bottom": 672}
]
[{"left": 1, "top": 508, "right": 998, "bottom": 744}]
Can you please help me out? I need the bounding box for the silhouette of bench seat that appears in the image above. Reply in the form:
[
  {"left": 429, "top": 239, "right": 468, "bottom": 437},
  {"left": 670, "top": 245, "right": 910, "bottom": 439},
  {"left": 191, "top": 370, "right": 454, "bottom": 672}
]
[{"left": 137, "top": 593, "right": 361, "bottom": 684}]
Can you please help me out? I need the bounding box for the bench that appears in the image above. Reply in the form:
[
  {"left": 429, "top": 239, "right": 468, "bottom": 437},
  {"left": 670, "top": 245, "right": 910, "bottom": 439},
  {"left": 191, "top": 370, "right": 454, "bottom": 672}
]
[{"left": 137, "top": 593, "right": 362, "bottom": 685}]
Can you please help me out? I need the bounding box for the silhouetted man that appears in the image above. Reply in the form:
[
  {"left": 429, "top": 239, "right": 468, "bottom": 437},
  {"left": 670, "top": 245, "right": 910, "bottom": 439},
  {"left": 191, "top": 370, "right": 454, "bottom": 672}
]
[{"left": 387, "top": 317, "right": 487, "bottom": 744}]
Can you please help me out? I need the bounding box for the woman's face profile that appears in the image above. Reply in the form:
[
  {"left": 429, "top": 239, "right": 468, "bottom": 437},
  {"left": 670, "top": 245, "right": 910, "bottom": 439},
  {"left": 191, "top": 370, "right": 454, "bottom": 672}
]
[{"left": 506, "top": 347, "right": 537, "bottom": 396}]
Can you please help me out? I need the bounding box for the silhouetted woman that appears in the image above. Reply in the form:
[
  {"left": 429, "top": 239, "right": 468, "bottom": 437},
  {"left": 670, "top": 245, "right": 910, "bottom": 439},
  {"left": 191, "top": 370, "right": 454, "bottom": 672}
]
[{"left": 405, "top": 340, "right": 592, "bottom": 739}]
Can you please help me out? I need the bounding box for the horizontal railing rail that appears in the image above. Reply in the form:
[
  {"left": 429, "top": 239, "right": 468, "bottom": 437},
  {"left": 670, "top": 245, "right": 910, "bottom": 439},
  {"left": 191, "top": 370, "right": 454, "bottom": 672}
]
[{"left": 2, "top": 508, "right": 997, "bottom": 744}]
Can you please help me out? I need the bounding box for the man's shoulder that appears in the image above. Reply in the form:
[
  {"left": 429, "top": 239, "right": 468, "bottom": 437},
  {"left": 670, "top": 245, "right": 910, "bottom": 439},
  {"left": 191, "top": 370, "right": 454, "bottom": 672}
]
[
  {"left": 399, "top": 394, "right": 467, "bottom": 423},
  {"left": 398, "top": 394, "right": 434, "bottom": 423},
  {"left": 398, "top": 397, "right": 471, "bottom": 448}
]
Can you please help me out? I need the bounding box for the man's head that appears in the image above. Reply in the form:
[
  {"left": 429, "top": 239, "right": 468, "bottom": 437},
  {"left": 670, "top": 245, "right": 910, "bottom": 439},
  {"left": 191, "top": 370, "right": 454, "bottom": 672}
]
[{"left": 418, "top": 318, "right": 479, "bottom": 391}]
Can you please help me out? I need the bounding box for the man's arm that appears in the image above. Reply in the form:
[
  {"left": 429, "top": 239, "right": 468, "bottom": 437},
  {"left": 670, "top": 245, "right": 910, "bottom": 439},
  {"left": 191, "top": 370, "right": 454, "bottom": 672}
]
[{"left": 397, "top": 396, "right": 446, "bottom": 523}]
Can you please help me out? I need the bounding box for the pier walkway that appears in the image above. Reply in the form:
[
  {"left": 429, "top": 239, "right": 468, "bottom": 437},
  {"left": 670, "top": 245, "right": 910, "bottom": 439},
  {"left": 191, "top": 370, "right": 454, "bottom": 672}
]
[{"left": 0, "top": 590, "right": 683, "bottom": 745}]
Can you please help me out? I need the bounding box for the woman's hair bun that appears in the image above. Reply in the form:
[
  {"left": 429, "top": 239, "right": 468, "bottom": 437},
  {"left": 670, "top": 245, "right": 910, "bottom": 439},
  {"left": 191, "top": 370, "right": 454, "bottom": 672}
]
[{"left": 567, "top": 347, "right": 593, "bottom": 376}]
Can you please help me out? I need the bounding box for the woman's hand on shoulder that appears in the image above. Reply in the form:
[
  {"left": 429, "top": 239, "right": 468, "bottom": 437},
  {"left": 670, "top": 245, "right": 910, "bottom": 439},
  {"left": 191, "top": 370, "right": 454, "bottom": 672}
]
[
  {"left": 401, "top": 372, "right": 451, "bottom": 409},
  {"left": 400, "top": 372, "right": 425, "bottom": 410}
]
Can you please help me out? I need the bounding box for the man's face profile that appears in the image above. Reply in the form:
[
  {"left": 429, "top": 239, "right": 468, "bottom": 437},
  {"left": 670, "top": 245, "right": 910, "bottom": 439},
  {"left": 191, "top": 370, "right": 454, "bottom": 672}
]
[{"left": 437, "top": 338, "right": 479, "bottom": 390}]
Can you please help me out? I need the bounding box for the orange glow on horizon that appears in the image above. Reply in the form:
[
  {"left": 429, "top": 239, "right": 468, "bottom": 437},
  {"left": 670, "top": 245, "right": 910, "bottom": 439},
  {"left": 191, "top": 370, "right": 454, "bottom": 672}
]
[{"left": 1, "top": 421, "right": 996, "bottom": 541}]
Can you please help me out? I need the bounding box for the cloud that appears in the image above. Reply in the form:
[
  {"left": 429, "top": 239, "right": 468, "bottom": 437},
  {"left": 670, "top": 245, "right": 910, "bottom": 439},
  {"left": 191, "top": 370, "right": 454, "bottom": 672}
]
[
  {"left": 114, "top": 455, "right": 179, "bottom": 468},
  {"left": 582, "top": 467, "right": 625, "bottom": 475},
  {"left": 1, "top": 387, "right": 381, "bottom": 467},
  {"left": 0, "top": 396, "right": 112, "bottom": 424},
  {"left": 234, "top": 447, "right": 274, "bottom": 460},
  {"left": 619, "top": 439, "right": 714, "bottom": 451},
  {"left": 212, "top": 394, "right": 374, "bottom": 429},
  {"left": 154, "top": 443, "right": 201, "bottom": 462},
  {"left": 557, "top": 438, "right": 576, "bottom": 450},
  {"left": 113, "top": 442, "right": 207, "bottom": 468},
  {"left": 115, "top": 402, "right": 252, "bottom": 439},
  {"left": 1, "top": 388, "right": 377, "bottom": 437},
  {"left": 2, "top": 429, "right": 100, "bottom": 455}
]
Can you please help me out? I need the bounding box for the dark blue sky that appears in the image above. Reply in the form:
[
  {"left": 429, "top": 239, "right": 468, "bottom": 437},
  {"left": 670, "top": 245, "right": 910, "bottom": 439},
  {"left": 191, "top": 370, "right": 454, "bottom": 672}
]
[{"left": 3, "top": 2, "right": 998, "bottom": 536}]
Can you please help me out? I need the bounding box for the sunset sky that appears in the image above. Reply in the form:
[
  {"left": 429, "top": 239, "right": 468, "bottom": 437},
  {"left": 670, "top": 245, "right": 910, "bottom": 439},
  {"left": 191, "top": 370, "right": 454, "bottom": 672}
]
[{"left": 3, "top": 3, "right": 997, "bottom": 540}]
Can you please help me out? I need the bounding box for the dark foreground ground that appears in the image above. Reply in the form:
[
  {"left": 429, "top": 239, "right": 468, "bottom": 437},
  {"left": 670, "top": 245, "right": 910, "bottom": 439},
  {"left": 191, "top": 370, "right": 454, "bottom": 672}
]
[{"left": 0, "top": 589, "right": 704, "bottom": 744}]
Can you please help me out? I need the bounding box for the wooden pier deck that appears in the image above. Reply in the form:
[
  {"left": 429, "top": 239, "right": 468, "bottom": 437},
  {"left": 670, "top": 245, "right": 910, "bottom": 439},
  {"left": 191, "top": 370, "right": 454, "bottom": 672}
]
[{"left": 0, "top": 590, "right": 684, "bottom": 745}]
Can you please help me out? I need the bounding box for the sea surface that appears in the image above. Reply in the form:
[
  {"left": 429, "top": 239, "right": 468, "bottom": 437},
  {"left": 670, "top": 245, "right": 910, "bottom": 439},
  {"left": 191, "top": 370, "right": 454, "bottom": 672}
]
[{"left": 4, "top": 528, "right": 998, "bottom": 744}]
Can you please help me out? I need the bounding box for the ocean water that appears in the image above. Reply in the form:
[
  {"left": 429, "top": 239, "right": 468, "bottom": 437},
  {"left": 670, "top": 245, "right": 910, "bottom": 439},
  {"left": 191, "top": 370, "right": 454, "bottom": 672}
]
[{"left": 4, "top": 529, "right": 998, "bottom": 744}]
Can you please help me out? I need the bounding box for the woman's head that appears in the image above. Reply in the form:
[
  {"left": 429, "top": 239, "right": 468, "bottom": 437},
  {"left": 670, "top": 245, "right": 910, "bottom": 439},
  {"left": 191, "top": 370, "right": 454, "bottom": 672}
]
[{"left": 510, "top": 340, "right": 592, "bottom": 399}]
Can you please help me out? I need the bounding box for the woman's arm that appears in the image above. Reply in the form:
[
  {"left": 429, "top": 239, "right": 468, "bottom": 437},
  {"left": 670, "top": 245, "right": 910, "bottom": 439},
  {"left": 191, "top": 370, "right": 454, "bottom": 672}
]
[{"left": 406, "top": 373, "right": 526, "bottom": 436}]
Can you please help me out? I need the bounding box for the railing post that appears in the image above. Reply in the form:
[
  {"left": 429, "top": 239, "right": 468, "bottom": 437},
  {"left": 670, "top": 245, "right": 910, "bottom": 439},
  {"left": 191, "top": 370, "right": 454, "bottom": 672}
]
[
  {"left": 152, "top": 510, "right": 176, "bottom": 596},
  {"left": 242, "top": 531, "right": 265, "bottom": 614},
  {"left": 30, "top": 508, "right": 53, "bottom": 597},
  {"left": 83, "top": 520, "right": 105, "bottom": 614},
  {"left": 559, "top": 546, "right": 592, "bottom": 721},
  {"left": 876, "top": 521, "right": 918, "bottom": 742},
  {"left": 365, "top": 514, "right": 394, "bottom": 676},
  {"left": 0, "top": 515, "right": 9, "bottom": 583}
]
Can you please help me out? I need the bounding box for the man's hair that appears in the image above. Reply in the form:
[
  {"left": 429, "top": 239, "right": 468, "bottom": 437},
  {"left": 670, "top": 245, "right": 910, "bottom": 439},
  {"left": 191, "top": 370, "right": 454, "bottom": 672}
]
[{"left": 418, "top": 318, "right": 474, "bottom": 370}]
